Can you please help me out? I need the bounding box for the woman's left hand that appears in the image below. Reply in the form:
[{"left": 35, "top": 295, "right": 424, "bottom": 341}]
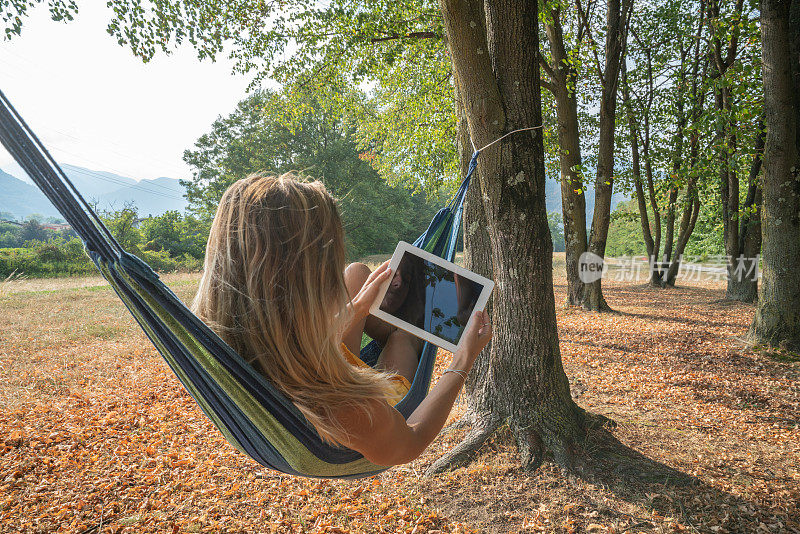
[{"left": 350, "top": 260, "right": 392, "bottom": 320}]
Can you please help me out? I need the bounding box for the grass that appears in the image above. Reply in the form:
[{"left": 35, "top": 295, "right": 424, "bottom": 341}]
[{"left": 1, "top": 261, "right": 798, "bottom": 533}]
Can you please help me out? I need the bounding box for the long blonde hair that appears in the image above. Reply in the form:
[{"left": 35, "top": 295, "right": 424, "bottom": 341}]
[{"left": 192, "top": 173, "right": 395, "bottom": 445}]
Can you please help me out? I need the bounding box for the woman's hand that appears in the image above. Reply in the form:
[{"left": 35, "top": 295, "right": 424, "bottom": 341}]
[
  {"left": 452, "top": 310, "right": 492, "bottom": 371},
  {"left": 340, "top": 308, "right": 493, "bottom": 467},
  {"left": 350, "top": 260, "right": 392, "bottom": 320}
]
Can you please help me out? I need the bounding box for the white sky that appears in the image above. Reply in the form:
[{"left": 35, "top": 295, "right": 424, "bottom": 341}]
[{"left": 0, "top": 3, "right": 261, "bottom": 182}]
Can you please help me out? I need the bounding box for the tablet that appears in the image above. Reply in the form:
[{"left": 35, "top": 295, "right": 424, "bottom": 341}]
[{"left": 369, "top": 241, "right": 495, "bottom": 353}]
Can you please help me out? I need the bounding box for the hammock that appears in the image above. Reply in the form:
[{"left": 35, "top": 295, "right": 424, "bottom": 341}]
[{"left": 0, "top": 89, "right": 478, "bottom": 479}]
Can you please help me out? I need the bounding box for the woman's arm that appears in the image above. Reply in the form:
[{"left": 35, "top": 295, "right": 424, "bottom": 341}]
[{"left": 338, "top": 310, "right": 491, "bottom": 466}]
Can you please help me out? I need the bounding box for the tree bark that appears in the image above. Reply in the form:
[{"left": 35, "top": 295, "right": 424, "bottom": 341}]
[
  {"left": 436, "top": 0, "right": 593, "bottom": 473},
  {"left": 582, "top": 0, "right": 632, "bottom": 311},
  {"left": 544, "top": 9, "right": 588, "bottom": 306},
  {"left": 749, "top": 0, "right": 800, "bottom": 351}
]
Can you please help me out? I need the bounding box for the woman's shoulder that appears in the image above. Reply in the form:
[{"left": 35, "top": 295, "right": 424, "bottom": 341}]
[{"left": 332, "top": 398, "right": 410, "bottom": 466}]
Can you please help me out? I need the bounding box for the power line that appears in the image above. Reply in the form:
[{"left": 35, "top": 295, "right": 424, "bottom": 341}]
[{"left": 55, "top": 165, "right": 185, "bottom": 201}]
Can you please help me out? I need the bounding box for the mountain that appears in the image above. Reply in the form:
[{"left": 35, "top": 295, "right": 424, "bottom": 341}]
[
  {"left": 0, "top": 169, "right": 63, "bottom": 220},
  {"left": 97, "top": 176, "right": 188, "bottom": 217},
  {"left": 2, "top": 163, "right": 622, "bottom": 223},
  {"left": 0, "top": 165, "right": 188, "bottom": 220}
]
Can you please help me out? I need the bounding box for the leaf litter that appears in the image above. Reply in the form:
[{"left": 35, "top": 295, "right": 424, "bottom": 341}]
[{"left": 0, "top": 272, "right": 798, "bottom": 533}]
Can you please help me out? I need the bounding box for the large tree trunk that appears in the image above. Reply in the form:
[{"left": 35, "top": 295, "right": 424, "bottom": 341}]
[
  {"left": 544, "top": 10, "right": 588, "bottom": 306},
  {"left": 427, "top": 71, "right": 503, "bottom": 474},
  {"left": 749, "top": 0, "right": 800, "bottom": 351},
  {"left": 432, "top": 0, "right": 598, "bottom": 474},
  {"left": 582, "top": 0, "right": 631, "bottom": 311}
]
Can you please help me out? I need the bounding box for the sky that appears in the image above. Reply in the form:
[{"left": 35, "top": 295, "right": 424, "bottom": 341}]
[{"left": 0, "top": 3, "right": 260, "bottom": 183}]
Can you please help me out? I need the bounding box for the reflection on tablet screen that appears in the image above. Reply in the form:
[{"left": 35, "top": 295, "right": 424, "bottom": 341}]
[{"left": 379, "top": 251, "right": 484, "bottom": 345}]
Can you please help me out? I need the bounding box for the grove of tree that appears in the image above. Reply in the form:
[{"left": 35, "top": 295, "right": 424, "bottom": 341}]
[{"left": 4, "top": 0, "right": 799, "bottom": 472}]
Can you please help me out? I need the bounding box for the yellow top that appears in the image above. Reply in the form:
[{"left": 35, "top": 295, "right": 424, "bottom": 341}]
[{"left": 340, "top": 343, "right": 411, "bottom": 406}]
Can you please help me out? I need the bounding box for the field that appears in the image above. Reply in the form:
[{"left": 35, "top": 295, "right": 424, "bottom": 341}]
[{"left": 1, "top": 261, "right": 798, "bottom": 533}]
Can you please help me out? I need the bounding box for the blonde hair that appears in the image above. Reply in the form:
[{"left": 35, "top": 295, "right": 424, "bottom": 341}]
[{"left": 192, "top": 173, "right": 396, "bottom": 445}]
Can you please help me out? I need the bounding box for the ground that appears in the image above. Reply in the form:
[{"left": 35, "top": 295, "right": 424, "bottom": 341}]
[{"left": 0, "top": 258, "right": 798, "bottom": 533}]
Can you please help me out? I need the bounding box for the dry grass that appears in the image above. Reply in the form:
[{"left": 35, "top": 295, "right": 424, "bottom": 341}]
[{"left": 0, "top": 263, "right": 798, "bottom": 533}]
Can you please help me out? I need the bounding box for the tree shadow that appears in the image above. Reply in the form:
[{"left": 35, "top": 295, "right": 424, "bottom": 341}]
[{"left": 566, "top": 426, "right": 798, "bottom": 532}]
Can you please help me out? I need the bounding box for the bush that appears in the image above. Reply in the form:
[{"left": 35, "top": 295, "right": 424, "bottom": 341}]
[
  {"left": 35, "top": 243, "right": 66, "bottom": 263},
  {"left": 0, "top": 218, "right": 204, "bottom": 278}
]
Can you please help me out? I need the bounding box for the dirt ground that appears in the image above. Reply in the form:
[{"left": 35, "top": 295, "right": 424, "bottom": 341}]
[{"left": 0, "top": 267, "right": 798, "bottom": 533}]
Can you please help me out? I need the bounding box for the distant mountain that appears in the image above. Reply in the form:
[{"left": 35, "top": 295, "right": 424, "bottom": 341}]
[
  {"left": 0, "top": 164, "right": 188, "bottom": 220},
  {"left": 2, "top": 162, "right": 622, "bottom": 223},
  {"left": 0, "top": 169, "right": 62, "bottom": 220},
  {"left": 97, "top": 176, "right": 188, "bottom": 217}
]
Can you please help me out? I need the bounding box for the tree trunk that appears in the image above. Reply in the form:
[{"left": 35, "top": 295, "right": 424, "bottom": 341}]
[
  {"left": 749, "top": 0, "right": 800, "bottom": 351},
  {"left": 732, "top": 122, "right": 766, "bottom": 303},
  {"left": 664, "top": 3, "right": 707, "bottom": 285},
  {"left": 433, "top": 0, "right": 595, "bottom": 473},
  {"left": 428, "top": 71, "right": 504, "bottom": 474},
  {"left": 664, "top": 177, "right": 700, "bottom": 286},
  {"left": 661, "top": 45, "right": 688, "bottom": 276},
  {"left": 582, "top": 0, "right": 631, "bottom": 311},
  {"left": 621, "top": 64, "right": 657, "bottom": 282},
  {"left": 545, "top": 10, "right": 588, "bottom": 306},
  {"left": 707, "top": 0, "right": 750, "bottom": 301}
]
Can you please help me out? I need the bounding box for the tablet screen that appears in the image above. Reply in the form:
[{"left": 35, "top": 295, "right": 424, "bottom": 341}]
[{"left": 378, "top": 249, "right": 486, "bottom": 345}]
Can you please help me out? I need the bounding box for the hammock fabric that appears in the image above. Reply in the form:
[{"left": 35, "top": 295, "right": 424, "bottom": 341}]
[{"left": 0, "top": 89, "right": 478, "bottom": 479}]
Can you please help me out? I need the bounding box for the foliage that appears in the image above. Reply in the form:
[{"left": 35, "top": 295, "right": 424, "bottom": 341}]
[
  {"left": 1, "top": 0, "right": 77, "bottom": 38},
  {"left": 100, "top": 207, "right": 141, "bottom": 251},
  {"left": 69, "top": 0, "right": 458, "bottom": 193},
  {"left": 140, "top": 211, "right": 207, "bottom": 259},
  {"left": 182, "top": 89, "right": 441, "bottom": 259},
  {"left": 548, "top": 211, "right": 566, "bottom": 253},
  {"left": 20, "top": 220, "right": 48, "bottom": 243},
  {"left": 0, "top": 237, "right": 94, "bottom": 278},
  {"left": 606, "top": 200, "right": 648, "bottom": 257},
  {"left": 2, "top": 272, "right": 799, "bottom": 532},
  {"left": 0, "top": 207, "right": 207, "bottom": 278}
]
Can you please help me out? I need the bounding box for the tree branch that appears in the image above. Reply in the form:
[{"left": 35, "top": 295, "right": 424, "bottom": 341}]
[
  {"left": 539, "top": 55, "right": 556, "bottom": 83},
  {"left": 370, "top": 31, "right": 441, "bottom": 43},
  {"left": 575, "top": 0, "right": 605, "bottom": 85}
]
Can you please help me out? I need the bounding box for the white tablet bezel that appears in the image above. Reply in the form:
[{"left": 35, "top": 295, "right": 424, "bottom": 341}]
[{"left": 369, "top": 241, "right": 495, "bottom": 353}]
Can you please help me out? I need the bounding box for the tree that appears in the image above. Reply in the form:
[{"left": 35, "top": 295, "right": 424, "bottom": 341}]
[
  {"left": 579, "top": 0, "right": 633, "bottom": 311},
  {"left": 10, "top": 0, "right": 610, "bottom": 472},
  {"left": 141, "top": 210, "right": 207, "bottom": 259},
  {"left": 549, "top": 211, "right": 566, "bottom": 253},
  {"left": 19, "top": 219, "right": 47, "bottom": 243},
  {"left": 181, "top": 89, "right": 439, "bottom": 259},
  {"left": 748, "top": 0, "right": 800, "bottom": 351},
  {"left": 707, "top": 0, "right": 764, "bottom": 302},
  {"left": 541, "top": 2, "right": 589, "bottom": 305},
  {"left": 616, "top": 0, "right": 708, "bottom": 288},
  {"left": 432, "top": 0, "right": 607, "bottom": 473},
  {"left": 101, "top": 206, "right": 141, "bottom": 251}
]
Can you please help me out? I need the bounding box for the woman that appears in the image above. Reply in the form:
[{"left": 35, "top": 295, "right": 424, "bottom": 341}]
[{"left": 192, "top": 173, "right": 491, "bottom": 467}]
